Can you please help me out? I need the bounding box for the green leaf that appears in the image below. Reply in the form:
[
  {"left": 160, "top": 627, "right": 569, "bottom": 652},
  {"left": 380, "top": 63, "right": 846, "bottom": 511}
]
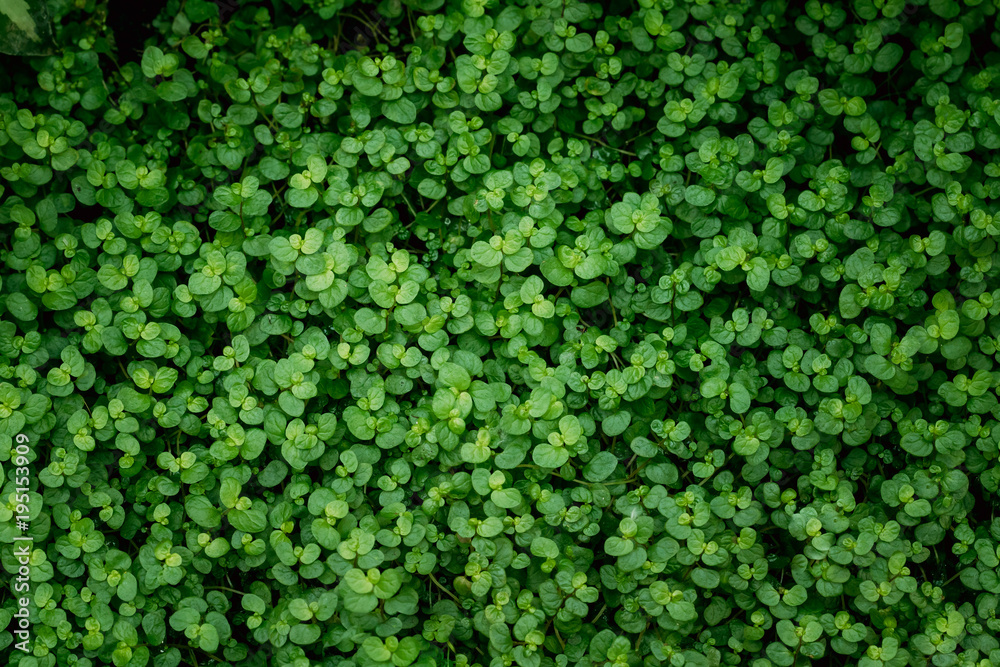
[
  {"left": 601, "top": 411, "right": 630, "bottom": 436},
  {"left": 572, "top": 282, "right": 609, "bottom": 308},
  {"left": 198, "top": 623, "right": 219, "bottom": 652},
  {"left": 383, "top": 98, "right": 417, "bottom": 124},
  {"left": 533, "top": 443, "right": 570, "bottom": 468},
  {"left": 0, "top": 0, "right": 54, "bottom": 55},
  {"left": 873, "top": 43, "right": 904, "bottom": 72},
  {"left": 185, "top": 495, "right": 221, "bottom": 528},
  {"left": 691, "top": 568, "right": 720, "bottom": 588},
  {"left": 685, "top": 185, "right": 716, "bottom": 207},
  {"left": 229, "top": 507, "right": 267, "bottom": 533},
  {"left": 6, "top": 292, "right": 37, "bottom": 320},
  {"left": 584, "top": 451, "right": 618, "bottom": 482}
]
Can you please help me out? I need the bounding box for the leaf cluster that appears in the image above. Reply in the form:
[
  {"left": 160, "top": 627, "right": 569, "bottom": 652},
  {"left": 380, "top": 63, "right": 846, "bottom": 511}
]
[{"left": 4, "top": 1, "right": 1000, "bottom": 667}]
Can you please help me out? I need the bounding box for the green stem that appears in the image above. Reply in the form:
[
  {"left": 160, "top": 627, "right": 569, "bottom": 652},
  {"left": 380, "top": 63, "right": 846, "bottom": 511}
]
[
  {"left": 204, "top": 586, "right": 247, "bottom": 595},
  {"left": 428, "top": 572, "right": 461, "bottom": 603}
]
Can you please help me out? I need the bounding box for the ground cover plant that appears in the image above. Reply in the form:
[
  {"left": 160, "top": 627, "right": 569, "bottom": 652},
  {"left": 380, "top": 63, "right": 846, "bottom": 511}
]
[{"left": 4, "top": 0, "right": 1000, "bottom": 665}]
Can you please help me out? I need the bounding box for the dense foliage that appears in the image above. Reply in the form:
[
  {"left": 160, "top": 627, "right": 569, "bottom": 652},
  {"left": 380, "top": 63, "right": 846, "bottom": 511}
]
[{"left": 5, "top": 0, "right": 1000, "bottom": 665}]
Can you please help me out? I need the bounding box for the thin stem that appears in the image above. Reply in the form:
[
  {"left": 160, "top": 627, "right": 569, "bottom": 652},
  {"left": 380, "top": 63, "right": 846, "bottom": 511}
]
[
  {"left": 590, "top": 603, "right": 607, "bottom": 625},
  {"left": 341, "top": 13, "right": 389, "bottom": 42},
  {"left": 204, "top": 586, "right": 248, "bottom": 596},
  {"left": 428, "top": 573, "right": 462, "bottom": 603},
  {"left": 566, "top": 131, "right": 637, "bottom": 157},
  {"left": 624, "top": 126, "right": 656, "bottom": 145},
  {"left": 941, "top": 570, "right": 964, "bottom": 587},
  {"left": 400, "top": 191, "right": 418, "bottom": 219},
  {"left": 424, "top": 198, "right": 442, "bottom": 215}
]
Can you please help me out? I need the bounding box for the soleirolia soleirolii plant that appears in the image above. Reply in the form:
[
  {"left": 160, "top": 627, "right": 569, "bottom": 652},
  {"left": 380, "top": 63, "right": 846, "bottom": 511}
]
[{"left": 4, "top": 0, "right": 1000, "bottom": 665}]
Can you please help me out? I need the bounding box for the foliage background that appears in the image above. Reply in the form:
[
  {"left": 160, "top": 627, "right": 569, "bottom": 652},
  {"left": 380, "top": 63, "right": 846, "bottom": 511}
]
[{"left": 4, "top": 0, "right": 1000, "bottom": 666}]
